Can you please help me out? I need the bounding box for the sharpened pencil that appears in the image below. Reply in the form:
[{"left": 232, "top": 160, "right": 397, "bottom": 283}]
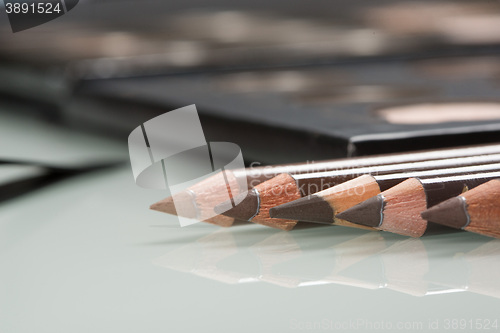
[
  {"left": 151, "top": 143, "right": 500, "bottom": 227},
  {"left": 421, "top": 179, "right": 500, "bottom": 238},
  {"left": 215, "top": 157, "right": 500, "bottom": 230},
  {"left": 269, "top": 162, "right": 500, "bottom": 226},
  {"left": 336, "top": 171, "right": 500, "bottom": 237}
]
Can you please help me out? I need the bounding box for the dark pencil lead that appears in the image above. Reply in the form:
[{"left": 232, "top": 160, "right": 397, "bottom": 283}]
[
  {"left": 270, "top": 195, "right": 334, "bottom": 224},
  {"left": 421, "top": 197, "right": 469, "bottom": 229},
  {"left": 214, "top": 189, "right": 259, "bottom": 220},
  {"left": 335, "top": 195, "right": 385, "bottom": 228}
]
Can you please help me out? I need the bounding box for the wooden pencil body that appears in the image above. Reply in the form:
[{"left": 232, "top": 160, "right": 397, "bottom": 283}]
[
  {"left": 463, "top": 179, "right": 500, "bottom": 238},
  {"left": 422, "top": 173, "right": 500, "bottom": 207},
  {"left": 293, "top": 155, "right": 500, "bottom": 197},
  {"left": 241, "top": 144, "right": 500, "bottom": 187},
  {"left": 381, "top": 178, "right": 428, "bottom": 237}
]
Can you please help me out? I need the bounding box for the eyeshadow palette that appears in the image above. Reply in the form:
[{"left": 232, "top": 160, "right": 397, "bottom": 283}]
[{"left": 70, "top": 55, "right": 500, "bottom": 164}]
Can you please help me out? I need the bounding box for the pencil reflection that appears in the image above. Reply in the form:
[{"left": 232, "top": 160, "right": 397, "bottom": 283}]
[
  {"left": 153, "top": 229, "right": 259, "bottom": 284},
  {"left": 152, "top": 227, "right": 500, "bottom": 299},
  {"left": 427, "top": 238, "right": 500, "bottom": 299},
  {"left": 465, "top": 240, "right": 500, "bottom": 299}
]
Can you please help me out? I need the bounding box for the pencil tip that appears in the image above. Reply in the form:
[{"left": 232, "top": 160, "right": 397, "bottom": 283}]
[
  {"left": 150, "top": 196, "right": 177, "bottom": 215},
  {"left": 214, "top": 189, "right": 259, "bottom": 221},
  {"left": 421, "top": 197, "right": 468, "bottom": 229},
  {"left": 151, "top": 191, "right": 199, "bottom": 219},
  {"left": 335, "top": 195, "right": 384, "bottom": 228},
  {"left": 270, "top": 195, "right": 334, "bottom": 224}
]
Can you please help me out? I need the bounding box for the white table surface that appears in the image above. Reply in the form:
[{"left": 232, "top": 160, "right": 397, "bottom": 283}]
[{"left": 1, "top": 109, "right": 500, "bottom": 333}]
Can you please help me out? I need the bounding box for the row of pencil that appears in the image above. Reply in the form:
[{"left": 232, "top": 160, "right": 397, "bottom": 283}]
[{"left": 151, "top": 143, "right": 500, "bottom": 239}]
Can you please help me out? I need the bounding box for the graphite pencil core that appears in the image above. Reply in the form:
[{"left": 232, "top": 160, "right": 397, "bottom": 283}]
[
  {"left": 214, "top": 189, "right": 259, "bottom": 221},
  {"left": 335, "top": 195, "right": 385, "bottom": 228},
  {"left": 421, "top": 196, "right": 470, "bottom": 229}
]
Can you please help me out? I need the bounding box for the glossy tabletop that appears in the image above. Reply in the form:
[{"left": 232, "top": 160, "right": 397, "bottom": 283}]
[{"left": 1, "top": 110, "right": 500, "bottom": 333}]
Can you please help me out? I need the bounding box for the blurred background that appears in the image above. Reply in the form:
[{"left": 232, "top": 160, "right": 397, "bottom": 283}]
[
  {"left": 4, "top": 0, "right": 500, "bottom": 202},
  {"left": 3, "top": 2, "right": 500, "bottom": 332},
  {"left": 3, "top": 0, "right": 500, "bottom": 169}
]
